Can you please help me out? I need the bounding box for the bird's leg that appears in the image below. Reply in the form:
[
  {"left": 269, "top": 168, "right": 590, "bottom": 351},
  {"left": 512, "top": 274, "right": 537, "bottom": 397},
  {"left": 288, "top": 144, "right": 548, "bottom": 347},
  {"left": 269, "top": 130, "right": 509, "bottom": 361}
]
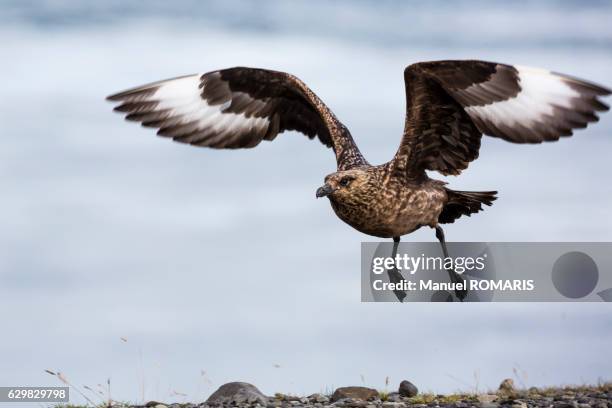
[
  {"left": 435, "top": 226, "right": 467, "bottom": 301},
  {"left": 388, "top": 236, "right": 406, "bottom": 302}
]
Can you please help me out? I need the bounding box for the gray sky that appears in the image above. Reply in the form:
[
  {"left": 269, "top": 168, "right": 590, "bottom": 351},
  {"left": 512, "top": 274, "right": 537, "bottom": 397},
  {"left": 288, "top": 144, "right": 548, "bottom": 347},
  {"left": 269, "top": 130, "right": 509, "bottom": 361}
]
[{"left": 1, "top": 1, "right": 611, "bottom": 405}]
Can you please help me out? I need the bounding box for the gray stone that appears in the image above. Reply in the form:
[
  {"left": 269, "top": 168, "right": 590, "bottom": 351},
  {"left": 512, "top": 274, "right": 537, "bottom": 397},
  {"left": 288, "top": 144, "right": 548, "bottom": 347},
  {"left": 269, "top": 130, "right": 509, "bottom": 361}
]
[
  {"left": 477, "top": 394, "right": 498, "bottom": 404},
  {"left": 398, "top": 380, "right": 418, "bottom": 397},
  {"left": 385, "top": 392, "right": 401, "bottom": 402},
  {"left": 331, "top": 387, "right": 379, "bottom": 402},
  {"left": 308, "top": 393, "right": 329, "bottom": 403},
  {"left": 381, "top": 402, "right": 402, "bottom": 408},
  {"left": 554, "top": 402, "right": 578, "bottom": 408},
  {"left": 206, "top": 381, "right": 268, "bottom": 405}
]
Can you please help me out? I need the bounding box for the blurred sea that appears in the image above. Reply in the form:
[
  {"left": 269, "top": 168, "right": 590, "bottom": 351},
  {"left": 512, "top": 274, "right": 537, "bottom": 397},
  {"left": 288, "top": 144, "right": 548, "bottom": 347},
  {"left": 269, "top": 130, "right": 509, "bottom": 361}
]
[{"left": 1, "top": 0, "right": 611, "bottom": 405}]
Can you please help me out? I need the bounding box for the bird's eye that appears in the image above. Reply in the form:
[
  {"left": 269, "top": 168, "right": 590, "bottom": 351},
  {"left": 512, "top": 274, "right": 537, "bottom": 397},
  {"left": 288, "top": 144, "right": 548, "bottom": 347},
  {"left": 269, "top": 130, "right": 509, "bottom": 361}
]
[{"left": 339, "top": 177, "right": 352, "bottom": 187}]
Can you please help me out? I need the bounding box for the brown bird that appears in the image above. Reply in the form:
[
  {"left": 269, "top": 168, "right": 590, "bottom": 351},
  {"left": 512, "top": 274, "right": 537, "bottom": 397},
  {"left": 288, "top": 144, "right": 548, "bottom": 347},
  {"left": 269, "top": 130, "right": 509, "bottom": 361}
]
[{"left": 107, "top": 60, "right": 610, "bottom": 297}]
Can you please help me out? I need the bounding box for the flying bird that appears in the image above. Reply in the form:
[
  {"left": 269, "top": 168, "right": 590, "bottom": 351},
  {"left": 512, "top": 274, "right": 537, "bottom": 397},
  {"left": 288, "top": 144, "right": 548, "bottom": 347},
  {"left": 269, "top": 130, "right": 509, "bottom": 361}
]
[{"left": 107, "top": 60, "right": 610, "bottom": 297}]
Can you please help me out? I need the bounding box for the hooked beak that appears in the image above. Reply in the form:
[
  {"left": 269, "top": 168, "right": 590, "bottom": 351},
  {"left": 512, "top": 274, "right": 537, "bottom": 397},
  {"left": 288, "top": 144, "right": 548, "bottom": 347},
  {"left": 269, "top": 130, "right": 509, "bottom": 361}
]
[{"left": 316, "top": 183, "right": 335, "bottom": 198}]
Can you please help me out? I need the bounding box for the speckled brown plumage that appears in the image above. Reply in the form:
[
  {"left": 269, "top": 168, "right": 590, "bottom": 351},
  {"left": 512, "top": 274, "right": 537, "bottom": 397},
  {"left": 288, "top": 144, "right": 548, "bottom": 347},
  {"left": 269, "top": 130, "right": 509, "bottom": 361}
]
[{"left": 107, "top": 60, "right": 611, "bottom": 243}]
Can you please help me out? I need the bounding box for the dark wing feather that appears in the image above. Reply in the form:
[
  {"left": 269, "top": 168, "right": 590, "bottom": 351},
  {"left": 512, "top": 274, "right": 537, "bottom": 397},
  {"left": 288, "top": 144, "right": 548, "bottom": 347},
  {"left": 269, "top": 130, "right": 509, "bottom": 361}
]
[
  {"left": 107, "top": 68, "right": 367, "bottom": 170},
  {"left": 393, "top": 60, "right": 611, "bottom": 178}
]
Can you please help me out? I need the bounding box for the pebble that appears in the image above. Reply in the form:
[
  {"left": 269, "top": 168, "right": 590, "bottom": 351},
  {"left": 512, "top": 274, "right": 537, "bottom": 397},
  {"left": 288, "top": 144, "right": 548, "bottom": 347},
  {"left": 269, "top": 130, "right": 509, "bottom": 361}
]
[
  {"left": 398, "top": 380, "right": 418, "bottom": 398},
  {"left": 330, "top": 387, "right": 379, "bottom": 402},
  {"left": 477, "top": 394, "right": 497, "bottom": 404}
]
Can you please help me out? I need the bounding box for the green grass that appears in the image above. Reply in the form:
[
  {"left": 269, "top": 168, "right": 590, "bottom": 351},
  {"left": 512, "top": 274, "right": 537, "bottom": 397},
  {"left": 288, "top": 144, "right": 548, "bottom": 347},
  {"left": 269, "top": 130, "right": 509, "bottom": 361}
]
[
  {"left": 377, "top": 390, "right": 389, "bottom": 401},
  {"left": 405, "top": 393, "right": 478, "bottom": 404}
]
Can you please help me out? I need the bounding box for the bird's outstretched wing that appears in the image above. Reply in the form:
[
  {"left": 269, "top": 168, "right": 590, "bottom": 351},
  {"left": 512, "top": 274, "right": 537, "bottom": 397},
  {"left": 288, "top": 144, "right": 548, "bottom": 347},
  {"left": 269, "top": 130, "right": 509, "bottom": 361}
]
[
  {"left": 107, "top": 67, "right": 367, "bottom": 170},
  {"left": 393, "top": 60, "right": 611, "bottom": 178}
]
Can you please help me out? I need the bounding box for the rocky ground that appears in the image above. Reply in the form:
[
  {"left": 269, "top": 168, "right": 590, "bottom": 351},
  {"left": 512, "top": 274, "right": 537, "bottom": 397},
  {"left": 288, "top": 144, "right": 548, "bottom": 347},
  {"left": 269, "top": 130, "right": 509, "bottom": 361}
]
[{"left": 60, "top": 379, "right": 612, "bottom": 408}]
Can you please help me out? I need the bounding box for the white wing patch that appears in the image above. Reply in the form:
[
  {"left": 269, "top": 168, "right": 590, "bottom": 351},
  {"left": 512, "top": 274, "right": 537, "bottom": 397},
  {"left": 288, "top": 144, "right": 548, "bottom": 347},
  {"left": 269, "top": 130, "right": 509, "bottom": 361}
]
[
  {"left": 152, "top": 75, "right": 269, "bottom": 139},
  {"left": 464, "top": 66, "right": 597, "bottom": 141},
  {"left": 108, "top": 74, "right": 270, "bottom": 147}
]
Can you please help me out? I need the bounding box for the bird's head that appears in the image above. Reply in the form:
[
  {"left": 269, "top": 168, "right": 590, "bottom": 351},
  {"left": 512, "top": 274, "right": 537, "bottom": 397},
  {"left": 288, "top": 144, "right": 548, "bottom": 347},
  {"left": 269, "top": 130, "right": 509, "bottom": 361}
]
[{"left": 316, "top": 168, "right": 377, "bottom": 205}]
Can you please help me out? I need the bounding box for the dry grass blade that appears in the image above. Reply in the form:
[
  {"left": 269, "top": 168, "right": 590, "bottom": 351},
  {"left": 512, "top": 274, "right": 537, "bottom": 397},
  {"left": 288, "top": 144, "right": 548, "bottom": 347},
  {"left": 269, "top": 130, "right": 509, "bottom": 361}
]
[
  {"left": 83, "top": 385, "right": 105, "bottom": 403},
  {"left": 46, "top": 370, "right": 96, "bottom": 406}
]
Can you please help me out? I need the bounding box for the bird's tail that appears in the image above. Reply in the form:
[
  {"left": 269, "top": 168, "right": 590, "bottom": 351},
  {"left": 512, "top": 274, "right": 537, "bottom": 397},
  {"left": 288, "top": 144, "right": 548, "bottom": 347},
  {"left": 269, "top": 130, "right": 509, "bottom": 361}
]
[{"left": 438, "top": 189, "right": 497, "bottom": 224}]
